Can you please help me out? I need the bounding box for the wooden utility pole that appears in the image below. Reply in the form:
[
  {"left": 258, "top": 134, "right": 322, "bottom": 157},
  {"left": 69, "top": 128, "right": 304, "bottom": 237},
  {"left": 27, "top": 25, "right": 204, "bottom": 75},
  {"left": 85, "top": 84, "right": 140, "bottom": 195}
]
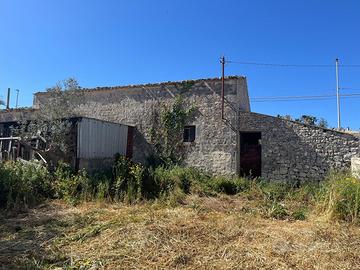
[
  {"left": 6, "top": 88, "right": 10, "bottom": 110},
  {"left": 221, "top": 56, "right": 225, "bottom": 119}
]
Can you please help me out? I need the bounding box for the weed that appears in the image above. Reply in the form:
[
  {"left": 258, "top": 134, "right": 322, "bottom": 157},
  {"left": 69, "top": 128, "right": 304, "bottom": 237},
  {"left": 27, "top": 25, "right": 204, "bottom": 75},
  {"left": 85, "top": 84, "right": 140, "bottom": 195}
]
[
  {"left": 291, "top": 208, "right": 307, "bottom": 220},
  {"left": 263, "top": 201, "right": 289, "bottom": 219},
  {"left": 210, "top": 177, "right": 249, "bottom": 195},
  {"left": 317, "top": 171, "right": 360, "bottom": 222},
  {"left": 0, "top": 161, "right": 51, "bottom": 209}
]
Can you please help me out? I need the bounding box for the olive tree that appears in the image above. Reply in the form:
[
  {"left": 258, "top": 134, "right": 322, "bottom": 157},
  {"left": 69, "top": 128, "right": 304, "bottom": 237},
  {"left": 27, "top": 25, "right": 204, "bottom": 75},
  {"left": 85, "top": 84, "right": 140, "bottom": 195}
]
[{"left": 15, "top": 78, "right": 83, "bottom": 161}]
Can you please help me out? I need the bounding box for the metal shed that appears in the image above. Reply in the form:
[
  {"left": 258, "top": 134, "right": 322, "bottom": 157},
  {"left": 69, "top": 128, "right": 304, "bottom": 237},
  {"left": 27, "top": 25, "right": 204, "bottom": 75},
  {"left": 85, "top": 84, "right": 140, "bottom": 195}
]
[
  {"left": 77, "top": 118, "right": 129, "bottom": 159},
  {"left": 75, "top": 117, "right": 134, "bottom": 171},
  {"left": 0, "top": 117, "right": 134, "bottom": 172}
]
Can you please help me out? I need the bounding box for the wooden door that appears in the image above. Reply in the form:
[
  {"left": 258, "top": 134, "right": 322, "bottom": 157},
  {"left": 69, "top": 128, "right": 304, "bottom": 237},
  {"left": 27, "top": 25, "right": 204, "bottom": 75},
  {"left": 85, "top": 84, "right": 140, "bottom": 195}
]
[{"left": 240, "top": 132, "right": 261, "bottom": 178}]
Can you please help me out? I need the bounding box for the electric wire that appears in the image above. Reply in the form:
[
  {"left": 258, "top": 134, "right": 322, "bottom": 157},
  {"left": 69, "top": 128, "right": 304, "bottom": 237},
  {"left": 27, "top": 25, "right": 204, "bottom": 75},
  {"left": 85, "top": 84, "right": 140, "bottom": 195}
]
[
  {"left": 226, "top": 60, "right": 360, "bottom": 68},
  {"left": 251, "top": 93, "right": 360, "bottom": 102}
]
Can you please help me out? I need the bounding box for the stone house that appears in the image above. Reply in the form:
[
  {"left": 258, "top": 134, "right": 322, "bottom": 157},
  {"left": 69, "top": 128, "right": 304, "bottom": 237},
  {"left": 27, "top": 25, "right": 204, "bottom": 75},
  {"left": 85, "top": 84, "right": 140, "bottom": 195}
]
[{"left": 1, "top": 76, "right": 359, "bottom": 182}]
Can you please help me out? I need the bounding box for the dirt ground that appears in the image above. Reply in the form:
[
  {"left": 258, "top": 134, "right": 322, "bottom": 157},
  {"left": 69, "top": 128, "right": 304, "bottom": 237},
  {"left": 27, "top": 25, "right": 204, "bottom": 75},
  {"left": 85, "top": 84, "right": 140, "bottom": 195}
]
[{"left": 1, "top": 196, "right": 360, "bottom": 270}]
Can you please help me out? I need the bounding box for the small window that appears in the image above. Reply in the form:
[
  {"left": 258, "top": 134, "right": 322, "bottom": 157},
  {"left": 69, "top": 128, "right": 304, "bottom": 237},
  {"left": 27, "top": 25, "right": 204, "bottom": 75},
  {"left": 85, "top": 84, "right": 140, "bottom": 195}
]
[{"left": 183, "top": 126, "right": 196, "bottom": 142}]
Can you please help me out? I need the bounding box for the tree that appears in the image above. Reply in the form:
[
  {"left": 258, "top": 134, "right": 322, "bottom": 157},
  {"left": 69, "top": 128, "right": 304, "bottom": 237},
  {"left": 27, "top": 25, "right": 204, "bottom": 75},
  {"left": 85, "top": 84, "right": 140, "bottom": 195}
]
[
  {"left": 295, "top": 115, "right": 317, "bottom": 126},
  {"left": 278, "top": 114, "right": 329, "bottom": 128},
  {"left": 317, "top": 118, "right": 329, "bottom": 128},
  {"left": 277, "top": 114, "right": 293, "bottom": 120},
  {"left": 15, "top": 78, "right": 83, "bottom": 161}
]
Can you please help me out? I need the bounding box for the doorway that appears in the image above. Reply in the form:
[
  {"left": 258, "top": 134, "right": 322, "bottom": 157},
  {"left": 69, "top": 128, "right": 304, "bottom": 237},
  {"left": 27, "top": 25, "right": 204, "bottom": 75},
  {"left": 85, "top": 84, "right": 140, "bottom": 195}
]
[{"left": 240, "top": 132, "right": 262, "bottom": 178}]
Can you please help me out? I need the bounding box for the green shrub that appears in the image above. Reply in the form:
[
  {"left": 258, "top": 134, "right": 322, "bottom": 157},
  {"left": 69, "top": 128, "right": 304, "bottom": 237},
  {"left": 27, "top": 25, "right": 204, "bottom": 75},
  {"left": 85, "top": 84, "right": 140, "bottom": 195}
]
[
  {"left": 209, "top": 177, "right": 249, "bottom": 195},
  {"left": 152, "top": 166, "right": 177, "bottom": 197},
  {"left": 0, "top": 161, "right": 51, "bottom": 209},
  {"left": 291, "top": 208, "right": 307, "bottom": 220},
  {"left": 151, "top": 166, "right": 217, "bottom": 199},
  {"left": 317, "top": 172, "right": 360, "bottom": 222},
  {"left": 264, "top": 201, "right": 289, "bottom": 219},
  {"left": 113, "top": 155, "right": 145, "bottom": 203},
  {"left": 259, "top": 181, "right": 291, "bottom": 201},
  {"left": 54, "top": 167, "right": 91, "bottom": 205},
  {"left": 286, "top": 182, "right": 318, "bottom": 204},
  {"left": 90, "top": 172, "right": 112, "bottom": 201}
]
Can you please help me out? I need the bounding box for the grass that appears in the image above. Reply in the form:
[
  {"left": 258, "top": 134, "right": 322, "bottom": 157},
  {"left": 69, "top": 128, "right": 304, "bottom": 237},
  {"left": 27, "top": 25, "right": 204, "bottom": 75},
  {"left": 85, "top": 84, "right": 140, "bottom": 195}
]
[
  {"left": 1, "top": 160, "right": 360, "bottom": 269},
  {"left": 1, "top": 195, "right": 360, "bottom": 270}
]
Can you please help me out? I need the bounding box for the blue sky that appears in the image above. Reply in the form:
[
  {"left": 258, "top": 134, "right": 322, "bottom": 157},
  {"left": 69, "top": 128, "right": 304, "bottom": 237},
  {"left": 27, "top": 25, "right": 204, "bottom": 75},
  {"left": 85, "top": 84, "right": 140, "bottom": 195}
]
[{"left": 0, "top": 0, "right": 359, "bottom": 129}]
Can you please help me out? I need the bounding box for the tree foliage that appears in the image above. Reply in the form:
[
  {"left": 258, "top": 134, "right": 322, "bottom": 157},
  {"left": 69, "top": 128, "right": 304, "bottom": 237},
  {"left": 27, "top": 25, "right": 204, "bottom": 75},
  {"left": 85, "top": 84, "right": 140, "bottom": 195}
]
[
  {"left": 15, "top": 78, "right": 83, "bottom": 154},
  {"left": 278, "top": 114, "right": 329, "bottom": 128},
  {"left": 149, "top": 95, "right": 196, "bottom": 167}
]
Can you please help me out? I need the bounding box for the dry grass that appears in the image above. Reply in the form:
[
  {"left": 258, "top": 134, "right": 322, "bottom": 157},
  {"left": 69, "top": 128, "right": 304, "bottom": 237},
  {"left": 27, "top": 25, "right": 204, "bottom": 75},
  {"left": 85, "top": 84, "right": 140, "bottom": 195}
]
[{"left": 1, "top": 196, "right": 360, "bottom": 269}]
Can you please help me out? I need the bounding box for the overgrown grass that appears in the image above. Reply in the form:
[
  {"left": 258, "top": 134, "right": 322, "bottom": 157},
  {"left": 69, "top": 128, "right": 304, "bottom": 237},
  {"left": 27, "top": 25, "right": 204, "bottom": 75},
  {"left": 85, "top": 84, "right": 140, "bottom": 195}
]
[
  {"left": 0, "top": 161, "right": 52, "bottom": 209},
  {"left": 1, "top": 157, "right": 359, "bottom": 224},
  {"left": 2, "top": 200, "right": 360, "bottom": 269},
  {"left": 317, "top": 171, "right": 360, "bottom": 223}
]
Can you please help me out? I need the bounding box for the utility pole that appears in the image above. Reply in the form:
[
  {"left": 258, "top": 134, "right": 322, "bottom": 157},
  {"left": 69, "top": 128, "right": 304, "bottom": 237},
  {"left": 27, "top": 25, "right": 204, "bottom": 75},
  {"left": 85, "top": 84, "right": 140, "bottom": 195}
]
[
  {"left": 6, "top": 88, "right": 10, "bottom": 110},
  {"left": 15, "top": 89, "right": 19, "bottom": 108},
  {"left": 221, "top": 56, "right": 225, "bottom": 119},
  {"left": 335, "top": 58, "right": 341, "bottom": 129}
]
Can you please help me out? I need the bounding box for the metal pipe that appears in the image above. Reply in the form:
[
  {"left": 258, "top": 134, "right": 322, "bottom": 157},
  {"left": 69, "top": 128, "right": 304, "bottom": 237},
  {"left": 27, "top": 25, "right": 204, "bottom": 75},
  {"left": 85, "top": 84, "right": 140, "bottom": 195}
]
[{"left": 15, "top": 89, "right": 19, "bottom": 108}]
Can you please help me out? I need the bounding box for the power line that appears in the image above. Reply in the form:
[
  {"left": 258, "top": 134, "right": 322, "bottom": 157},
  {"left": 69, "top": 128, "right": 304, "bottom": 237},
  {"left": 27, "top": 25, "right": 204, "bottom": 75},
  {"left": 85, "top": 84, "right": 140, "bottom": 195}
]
[
  {"left": 227, "top": 60, "right": 360, "bottom": 68},
  {"left": 252, "top": 93, "right": 360, "bottom": 100},
  {"left": 251, "top": 93, "right": 360, "bottom": 102}
]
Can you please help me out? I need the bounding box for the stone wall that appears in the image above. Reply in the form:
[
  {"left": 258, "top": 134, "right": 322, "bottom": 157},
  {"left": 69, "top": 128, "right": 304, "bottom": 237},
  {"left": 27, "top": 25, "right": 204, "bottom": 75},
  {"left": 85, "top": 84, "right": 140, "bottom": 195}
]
[
  {"left": 239, "top": 111, "right": 360, "bottom": 182},
  {"left": 35, "top": 76, "right": 249, "bottom": 175},
  {"left": 8, "top": 76, "right": 358, "bottom": 182},
  {"left": 0, "top": 108, "right": 36, "bottom": 123}
]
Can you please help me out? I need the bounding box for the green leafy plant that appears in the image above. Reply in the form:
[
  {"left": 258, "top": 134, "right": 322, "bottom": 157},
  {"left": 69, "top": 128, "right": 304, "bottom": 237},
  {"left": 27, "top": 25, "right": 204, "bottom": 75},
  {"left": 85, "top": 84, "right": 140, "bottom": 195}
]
[
  {"left": 291, "top": 208, "right": 307, "bottom": 220},
  {"left": 209, "top": 177, "right": 249, "bottom": 195},
  {"left": 0, "top": 161, "right": 51, "bottom": 209},
  {"left": 113, "top": 155, "right": 145, "bottom": 203},
  {"left": 149, "top": 95, "right": 196, "bottom": 167},
  {"left": 54, "top": 166, "right": 90, "bottom": 205}
]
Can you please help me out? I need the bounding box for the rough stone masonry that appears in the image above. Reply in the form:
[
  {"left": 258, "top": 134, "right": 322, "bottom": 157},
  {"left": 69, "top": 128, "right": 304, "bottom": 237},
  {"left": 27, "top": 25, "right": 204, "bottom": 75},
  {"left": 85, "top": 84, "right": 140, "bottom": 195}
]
[
  {"left": 34, "top": 76, "right": 250, "bottom": 176},
  {"left": 4, "top": 76, "right": 360, "bottom": 182},
  {"left": 239, "top": 111, "right": 360, "bottom": 182}
]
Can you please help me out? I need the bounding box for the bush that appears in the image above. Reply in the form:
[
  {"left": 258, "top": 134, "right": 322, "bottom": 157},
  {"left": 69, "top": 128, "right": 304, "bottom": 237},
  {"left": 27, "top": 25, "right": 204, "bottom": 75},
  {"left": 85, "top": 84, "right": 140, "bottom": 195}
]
[
  {"left": 54, "top": 168, "right": 91, "bottom": 205},
  {"left": 291, "top": 208, "right": 307, "bottom": 220},
  {"left": 152, "top": 166, "right": 218, "bottom": 198},
  {"left": 209, "top": 177, "right": 249, "bottom": 195},
  {"left": 317, "top": 172, "right": 360, "bottom": 223},
  {"left": 0, "top": 161, "right": 51, "bottom": 209},
  {"left": 4, "top": 155, "right": 360, "bottom": 226},
  {"left": 113, "top": 155, "right": 146, "bottom": 203},
  {"left": 264, "top": 201, "right": 289, "bottom": 219}
]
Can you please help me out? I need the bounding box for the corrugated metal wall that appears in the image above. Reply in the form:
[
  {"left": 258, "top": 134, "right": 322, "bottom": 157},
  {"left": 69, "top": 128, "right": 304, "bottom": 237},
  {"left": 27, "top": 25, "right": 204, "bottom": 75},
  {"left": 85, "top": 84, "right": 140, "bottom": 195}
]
[{"left": 77, "top": 118, "right": 129, "bottom": 159}]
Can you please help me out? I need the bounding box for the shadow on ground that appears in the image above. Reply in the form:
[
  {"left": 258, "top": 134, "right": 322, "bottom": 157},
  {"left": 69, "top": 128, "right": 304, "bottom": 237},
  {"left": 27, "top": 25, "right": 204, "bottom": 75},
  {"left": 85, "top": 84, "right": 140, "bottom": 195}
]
[{"left": 0, "top": 202, "right": 76, "bottom": 269}]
